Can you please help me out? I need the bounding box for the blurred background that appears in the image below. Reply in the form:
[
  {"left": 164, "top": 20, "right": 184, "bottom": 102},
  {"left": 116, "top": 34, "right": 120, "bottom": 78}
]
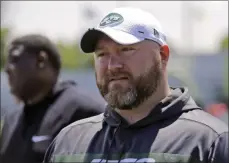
[{"left": 1, "top": 1, "right": 228, "bottom": 123}]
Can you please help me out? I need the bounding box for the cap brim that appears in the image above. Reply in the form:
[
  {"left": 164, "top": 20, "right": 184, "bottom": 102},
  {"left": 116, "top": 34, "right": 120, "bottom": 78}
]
[{"left": 80, "top": 27, "right": 143, "bottom": 53}]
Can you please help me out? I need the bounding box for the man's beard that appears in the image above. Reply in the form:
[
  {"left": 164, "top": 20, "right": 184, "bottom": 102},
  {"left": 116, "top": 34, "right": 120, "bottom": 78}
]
[{"left": 96, "top": 61, "right": 162, "bottom": 110}]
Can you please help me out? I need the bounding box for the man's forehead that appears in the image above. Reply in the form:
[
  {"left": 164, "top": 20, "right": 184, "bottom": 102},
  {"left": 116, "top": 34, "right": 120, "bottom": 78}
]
[
  {"left": 95, "top": 38, "right": 157, "bottom": 52},
  {"left": 95, "top": 36, "right": 114, "bottom": 50},
  {"left": 95, "top": 35, "right": 139, "bottom": 50},
  {"left": 97, "top": 34, "right": 114, "bottom": 44}
]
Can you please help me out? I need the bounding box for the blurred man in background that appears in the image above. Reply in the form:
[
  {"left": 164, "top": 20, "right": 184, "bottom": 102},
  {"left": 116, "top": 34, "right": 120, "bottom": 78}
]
[
  {"left": 44, "top": 7, "right": 228, "bottom": 163},
  {"left": 0, "top": 34, "right": 106, "bottom": 163}
]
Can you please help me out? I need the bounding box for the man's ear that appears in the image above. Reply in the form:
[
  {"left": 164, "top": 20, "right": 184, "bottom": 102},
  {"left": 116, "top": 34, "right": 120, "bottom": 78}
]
[
  {"left": 160, "top": 45, "right": 170, "bottom": 63},
  {"left": 37, "top": 51, "right": 48, "bottom": 69}
]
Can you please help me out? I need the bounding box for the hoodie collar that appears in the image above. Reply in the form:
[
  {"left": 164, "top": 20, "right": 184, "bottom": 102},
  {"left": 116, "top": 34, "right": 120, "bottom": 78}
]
[{"left": 104, "top": 87, "right": 202, "bottom": 128}]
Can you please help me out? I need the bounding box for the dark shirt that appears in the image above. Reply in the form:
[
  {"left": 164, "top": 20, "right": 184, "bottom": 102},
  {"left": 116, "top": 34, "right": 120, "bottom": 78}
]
[{"left": 0, "top": 81, "right": 106, "bottom": 163}]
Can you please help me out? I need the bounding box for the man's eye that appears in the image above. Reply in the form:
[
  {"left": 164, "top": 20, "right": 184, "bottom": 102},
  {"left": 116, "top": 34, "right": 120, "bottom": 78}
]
[{"left": 97, "top": 52, "right": 105, "bottom": 57}]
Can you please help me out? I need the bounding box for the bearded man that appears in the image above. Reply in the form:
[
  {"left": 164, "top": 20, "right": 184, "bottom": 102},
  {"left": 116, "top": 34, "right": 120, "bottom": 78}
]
[{"left": 44, "top": 7, "right": 228, "bottom": 163}]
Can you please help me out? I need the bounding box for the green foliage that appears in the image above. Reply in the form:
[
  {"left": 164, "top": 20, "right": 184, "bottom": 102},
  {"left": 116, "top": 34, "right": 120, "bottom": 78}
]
[
  {"left": 1, "top": 28, "right": 9, "bottom": 68},
  {"left": 56, "top": 41, "right": 94, "bottom": 69},
  {"left": 220, "top": 35, "right": 228, "bottom": 51},
  {"left": 0, "top": 28, "right": 95, "bottom": 69}
]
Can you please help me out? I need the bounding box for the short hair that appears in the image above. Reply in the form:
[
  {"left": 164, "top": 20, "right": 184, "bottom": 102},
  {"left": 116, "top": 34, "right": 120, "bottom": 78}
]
[{"left": 10, "top": 34, "right": 61, "bottom": 74}]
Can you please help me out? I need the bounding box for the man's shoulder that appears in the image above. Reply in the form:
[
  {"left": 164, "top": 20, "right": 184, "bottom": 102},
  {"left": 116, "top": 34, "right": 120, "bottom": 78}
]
[
  {"left": 45, "top": 114, "right": 104, "bottom": 160},
  {"left": 52, "top": 113, "right": 104, "bottom": 152},
  {"left": 59, "top": 113, "right": 104, "bottom": 136},
  {"left": 3, "top": 109, "right": 22, "bottom": 123},
  {"left": 180, "top": 109, "right": 228, "bottom": 135},
  {"left": 51, "top": 81, "right": 105, "bottom": 118},
  {"left": 57, "top": 81, "right": 106, "bottom": 111},
  {"left": 65, "top": 113, "right": 104, "bottom": 129}
]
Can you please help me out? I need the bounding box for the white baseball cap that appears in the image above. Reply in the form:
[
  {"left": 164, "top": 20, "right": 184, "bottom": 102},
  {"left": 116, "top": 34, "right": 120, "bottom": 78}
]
[{"left": 80, "top": 7, "right": 167, "bottom": 53}]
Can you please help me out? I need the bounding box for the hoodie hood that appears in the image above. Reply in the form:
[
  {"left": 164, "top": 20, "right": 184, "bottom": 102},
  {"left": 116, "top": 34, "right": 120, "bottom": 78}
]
[
  {"left": 52, "top": 80, "right": 77, "bottom": 96},
  {"left": 104, "top": 87, "right": 202, "bottom": 128}
]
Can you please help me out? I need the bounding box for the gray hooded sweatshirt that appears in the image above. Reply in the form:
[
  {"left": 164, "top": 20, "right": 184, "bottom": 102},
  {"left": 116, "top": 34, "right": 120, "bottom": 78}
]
[{"left": 44, "top": 87, "right": 228, "bottom": 163}]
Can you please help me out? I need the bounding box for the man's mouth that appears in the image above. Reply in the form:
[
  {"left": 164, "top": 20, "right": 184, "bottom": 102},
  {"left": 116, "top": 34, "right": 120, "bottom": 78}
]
[{"left": 109, "top": 76, "right": 129, "bottom": 82}]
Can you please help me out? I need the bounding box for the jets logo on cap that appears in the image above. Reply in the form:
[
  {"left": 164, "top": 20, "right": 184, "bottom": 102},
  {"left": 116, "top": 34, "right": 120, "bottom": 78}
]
[{"left": 99, "top": 13, "right": 124, "bottom": 27}]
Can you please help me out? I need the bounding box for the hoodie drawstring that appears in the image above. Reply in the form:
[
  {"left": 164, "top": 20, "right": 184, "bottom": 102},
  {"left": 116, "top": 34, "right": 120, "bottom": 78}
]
[{"left": 101, "top": 121, "right": 121, "bottom": 163}]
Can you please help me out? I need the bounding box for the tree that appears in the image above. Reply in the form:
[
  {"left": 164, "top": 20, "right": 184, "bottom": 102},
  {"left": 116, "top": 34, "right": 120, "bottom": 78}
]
[
  {"left": 56, "top": 41, "right": 94, "bottom": 69},
  {"left": 0, "top": 28, "right": 10, "bottom": 68},
  {"left": 219, "top": 35, "right": 228, "bottom": 99},
  {"left": 219, "top": 35, "right": 228, "bottom": 51}
]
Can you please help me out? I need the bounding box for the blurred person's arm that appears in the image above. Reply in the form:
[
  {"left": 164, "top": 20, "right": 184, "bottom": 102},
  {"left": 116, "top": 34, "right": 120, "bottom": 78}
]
[
  {"left": 43, "top": 138, "right": 56, "bottom": 163},
  {"left": 64, "top": 84, "right": 106, "bottom": 124},
  {"left": 69, "top": 97, "right": 105, "bottom": 124},
  {"left": 0, "top": 112, "right": 10, "bottom": 153},
  {"left": 0, "top": 113, "right": 8, "bottom": 158},
  {"left": 208, "top": 132, "right": 228, "bottom": 163},
  {"left": 0, "top": 114, "right": 5, "bottom": 137}
]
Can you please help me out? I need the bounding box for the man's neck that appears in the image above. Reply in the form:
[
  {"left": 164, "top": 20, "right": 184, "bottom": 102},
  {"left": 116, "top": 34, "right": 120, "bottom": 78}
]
[
  {"left": 26, "top": 84, "right": 53, "bottom": 105},
  {"left": 116, "top": 82, "right": 171, "bottom": 124}
]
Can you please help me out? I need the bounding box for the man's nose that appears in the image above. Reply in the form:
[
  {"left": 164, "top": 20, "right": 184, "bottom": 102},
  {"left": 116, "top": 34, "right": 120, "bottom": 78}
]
[{"left": 108, "top": 55, "right": 124, "bottom": 71}]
